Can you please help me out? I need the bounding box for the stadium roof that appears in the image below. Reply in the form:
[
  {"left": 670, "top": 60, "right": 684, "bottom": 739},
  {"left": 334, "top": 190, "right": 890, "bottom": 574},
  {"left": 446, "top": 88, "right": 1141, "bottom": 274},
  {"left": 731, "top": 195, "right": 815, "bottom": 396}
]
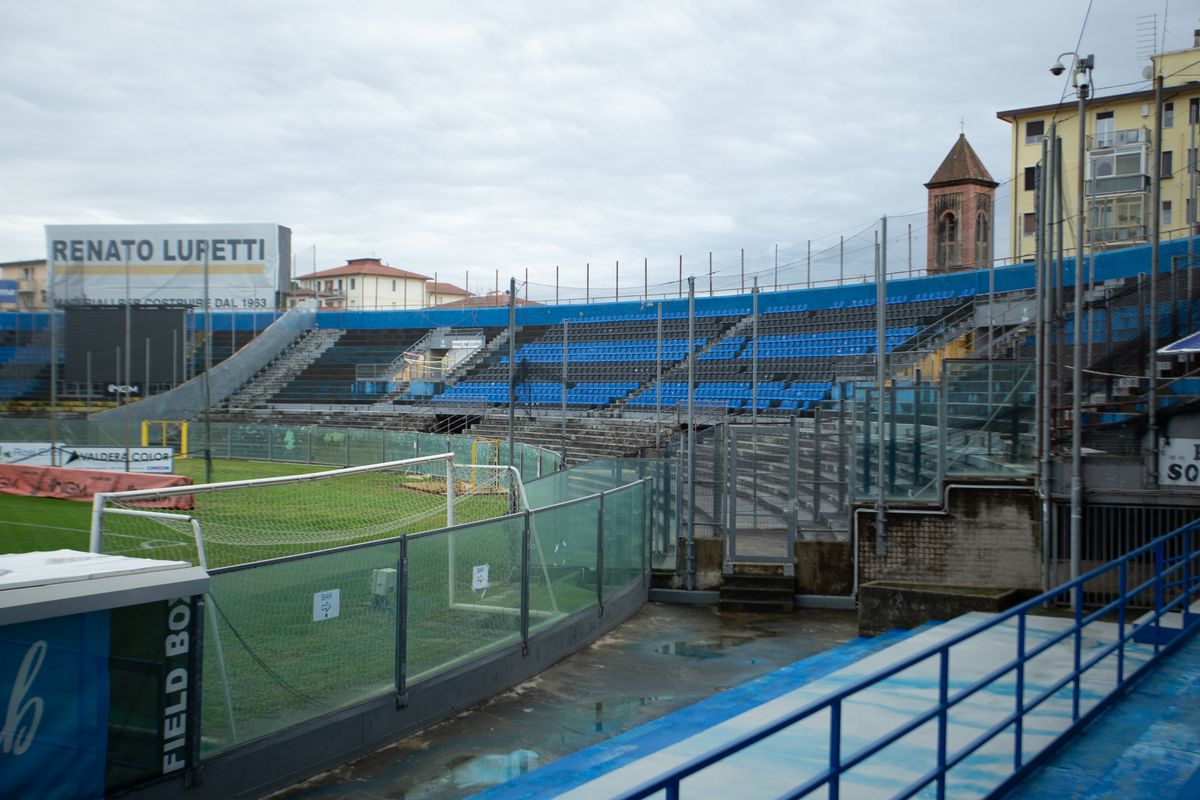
[{"left": 306, "top": 258, "right": 430, "bottom": 281}]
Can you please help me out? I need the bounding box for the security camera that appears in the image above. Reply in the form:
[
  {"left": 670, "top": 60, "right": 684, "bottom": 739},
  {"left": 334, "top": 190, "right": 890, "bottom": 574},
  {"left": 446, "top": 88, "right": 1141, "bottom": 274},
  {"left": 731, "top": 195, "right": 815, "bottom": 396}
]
[{"left": 1050, "top": 61, "right": 1066, "bottom": 77}]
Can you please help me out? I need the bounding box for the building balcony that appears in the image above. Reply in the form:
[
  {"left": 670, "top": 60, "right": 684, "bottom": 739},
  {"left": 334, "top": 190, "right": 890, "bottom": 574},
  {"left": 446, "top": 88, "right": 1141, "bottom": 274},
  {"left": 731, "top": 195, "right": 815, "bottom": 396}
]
[
  {"left": 1088, "top": 128, "right": 1149, "bottom": 150},
  {"left": 1087, "top": 174, "right": 1150, "bottom": 196}
]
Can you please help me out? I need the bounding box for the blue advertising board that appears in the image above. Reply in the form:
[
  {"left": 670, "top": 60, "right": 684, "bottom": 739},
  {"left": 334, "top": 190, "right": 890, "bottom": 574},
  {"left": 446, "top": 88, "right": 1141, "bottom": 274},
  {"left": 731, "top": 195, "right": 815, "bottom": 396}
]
[
  {"left": 0, "top": 280, "right": 17, "bottom": 305},
  {"left": 0, "top": 611, "right": 110, "bottom": 800}
]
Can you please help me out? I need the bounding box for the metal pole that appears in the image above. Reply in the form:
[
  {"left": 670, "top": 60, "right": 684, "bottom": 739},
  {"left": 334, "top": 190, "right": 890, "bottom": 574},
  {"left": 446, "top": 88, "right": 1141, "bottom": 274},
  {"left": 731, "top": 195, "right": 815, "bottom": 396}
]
[
  {"left": 839, "top": 235, "right": 844, "bottom": 285},
  {"left": 86, "top": 351, "right": 92, "bottom": 411},
  {"left": 145, "top": 337, "right": 151, "bottom": 398},
  {"left": 686, "top": 277, "right": 696, "bottom": 591},
  {"left": 644, "top": 257, "right": 648, "bottom": 301},
  {"left": 561, "top": 320, "right": 568, "bottom": 463},
  {"left": 806, "top": 240, "right": 811, "bottom": 288},
  {"left": 708, "top": 252, "right": 713, "bottom": 296},
  {"left": 876, "top": 216, "right": 887, "bottom": 555},
  {"left": 740, "top": 248, "right": 744, "bottom": 293},
  {"left": 203, "top": 249, "right": 213, "bottom": 484},
  {"left": 908, "top": 223, "right": 913, "bottom": 278},
  {"left": 656, "top": 304, "right": 663, "bottom": 449},
  {"left": 508, "top": 277, "right": 516, "bottom": 467},
  {"left": 48, "top": 269, "right": 57, "bottom": 465},
  {"left": 555, "top": 265, "right": 558, "bottom": 305},
  {"left": 124, "top": 256, "right": 132, "bottom": 472},
  {"left": 1070, "top": 62, "right": 1093, "bottom": 588},
  {"left": 1040, "top": 131, "right": 1054, "bottom": 562},
  {"left": 615, "top": 260, "right": 619, "bottom": 302},
  {"left": 586, "top": 262, "right": 589, "bottom": 303},
  {"left": 751, "top": 277, "right": 759, "bottom": 429},
  {"left": 1148, "top": 72, "right": 1163, "bottom": 486},
  {"left": 774, "top": 244, "right": 779, "bottom": 291}
]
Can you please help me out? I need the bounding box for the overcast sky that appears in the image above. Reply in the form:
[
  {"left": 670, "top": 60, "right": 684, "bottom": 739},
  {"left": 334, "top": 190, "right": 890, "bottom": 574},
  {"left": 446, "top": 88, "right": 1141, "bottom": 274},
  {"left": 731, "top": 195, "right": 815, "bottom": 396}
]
[{"left": 0, "top": 1, "right": 1191, "bottom": 301}]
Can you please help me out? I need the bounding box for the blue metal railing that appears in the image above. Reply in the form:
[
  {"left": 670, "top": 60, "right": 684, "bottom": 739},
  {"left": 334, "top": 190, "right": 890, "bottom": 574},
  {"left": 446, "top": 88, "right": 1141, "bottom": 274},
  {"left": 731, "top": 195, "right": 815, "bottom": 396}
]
[{"left": 614, "top": 520, "right": 1200, "bottom": 800}]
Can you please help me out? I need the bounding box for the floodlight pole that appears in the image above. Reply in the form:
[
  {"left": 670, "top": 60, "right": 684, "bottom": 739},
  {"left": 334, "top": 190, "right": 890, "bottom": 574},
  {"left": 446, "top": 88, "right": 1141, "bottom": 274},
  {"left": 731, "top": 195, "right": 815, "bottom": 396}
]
[{"left": 1068, "top": 54, "right": 1094, "bottom": 588}]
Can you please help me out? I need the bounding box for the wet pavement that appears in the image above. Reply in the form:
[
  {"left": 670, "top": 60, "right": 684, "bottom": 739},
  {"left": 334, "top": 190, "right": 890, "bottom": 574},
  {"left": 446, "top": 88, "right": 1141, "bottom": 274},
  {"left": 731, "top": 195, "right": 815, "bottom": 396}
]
[{"left": 268, "top": 602, "right": 859, "bottom": 800}]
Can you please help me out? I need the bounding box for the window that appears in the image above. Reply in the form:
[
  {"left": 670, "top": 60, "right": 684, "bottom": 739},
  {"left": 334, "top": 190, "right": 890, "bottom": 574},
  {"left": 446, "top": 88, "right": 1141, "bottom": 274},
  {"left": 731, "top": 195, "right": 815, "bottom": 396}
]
[
  {"left": 22, "top": 267, "right": 30, "bottom": 279},
  {"left": 1191, "top": 97, "right": 1199, "bottom": 125},
  {"left": 975, "top": 209, "right": 990, "bottom": 266},
  {"left": 1025, "top": 120, "right": 1045, "bottom": 144},
  {"left": 392, "top": 280, "right": 397, "bottom": 291},
  {"left": 1164, "top": 101, "right": 1174, "bottom": 128},
  {"left": 324, "top": 280, "right": 333, "bottom": 292},
  {"left": 1024, "top": 166, "right": 1037, "bottom": 191},
  {"left": 1162, "top": 150, "right": 1174, "bottom": 178},
  {"left": 1190, "top": 198, "right": 1197, "bottom": 225},
  {"left": 350, "top": 278, "right": 356, "bottom": 290},
  {"left": 1163, "top": 200, "right": 1173, "bottom": 227},
  {"left": 1095, "top": 111, "right": 1115, "bottom": 147},
  {"left": 1023, "top": 213, "right": 1037, "bottom": 236},
  {"left": 1190, "top": 147, "right": 1198, "bottom": 174},
  {"left": 337, "top": 279, "right": 342, "bottom": 290}
]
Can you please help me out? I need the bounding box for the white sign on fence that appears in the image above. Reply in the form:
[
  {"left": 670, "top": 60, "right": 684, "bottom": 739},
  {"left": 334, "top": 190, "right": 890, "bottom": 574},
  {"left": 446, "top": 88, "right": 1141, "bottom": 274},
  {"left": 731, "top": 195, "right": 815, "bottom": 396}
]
[
  {"left": 46, "top": 223, "right": 290, "bottom": 309},
  {"left": 1159, "top": 438, "right": 1200, "bottom": 486},
  {"left": 313, "top": 589, "right": 340, "bottom": 621},
  {"left": 0, "top": 443, "right": 174, "bottom": 473},
  {"left": 472, "top": 564, "right": 490, "bottom": 591}
]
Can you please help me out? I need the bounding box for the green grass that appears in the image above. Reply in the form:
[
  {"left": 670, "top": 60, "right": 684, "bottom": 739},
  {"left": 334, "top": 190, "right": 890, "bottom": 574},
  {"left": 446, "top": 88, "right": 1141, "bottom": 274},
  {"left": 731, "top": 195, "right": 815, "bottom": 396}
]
[{"left": 0, "top": 458, "right": 337, "bottom": 556}]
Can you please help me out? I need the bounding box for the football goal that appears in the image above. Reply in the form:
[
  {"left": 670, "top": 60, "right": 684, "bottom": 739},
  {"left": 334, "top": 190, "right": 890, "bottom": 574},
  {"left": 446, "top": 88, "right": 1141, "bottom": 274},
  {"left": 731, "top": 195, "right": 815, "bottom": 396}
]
[
  {"left": 141, "top": 419, "right": 189, "bottom": 457},
  {"left": 90, "top": 452, "right": 522, "bottom": 569}
]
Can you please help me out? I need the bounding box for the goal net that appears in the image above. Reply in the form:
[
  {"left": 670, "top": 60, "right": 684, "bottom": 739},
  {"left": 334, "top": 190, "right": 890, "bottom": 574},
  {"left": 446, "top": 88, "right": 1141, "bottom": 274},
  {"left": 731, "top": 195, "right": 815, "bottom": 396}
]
[{"left": 90, "top": 453, "right": 521, "bottom": 569}]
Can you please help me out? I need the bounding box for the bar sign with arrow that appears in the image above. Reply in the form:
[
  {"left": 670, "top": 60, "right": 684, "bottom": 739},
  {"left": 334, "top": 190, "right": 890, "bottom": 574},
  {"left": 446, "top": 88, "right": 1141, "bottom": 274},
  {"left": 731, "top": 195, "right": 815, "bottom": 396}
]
[{"left": 312, "top": 589, "right": 340, "bottom": 621}]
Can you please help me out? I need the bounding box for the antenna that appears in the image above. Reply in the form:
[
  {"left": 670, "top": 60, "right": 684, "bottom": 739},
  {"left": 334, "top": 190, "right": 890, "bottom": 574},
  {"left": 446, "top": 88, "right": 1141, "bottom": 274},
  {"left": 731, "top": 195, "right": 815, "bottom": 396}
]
[{"left": 1136, "top": 14, "right": 1159, "bottom": 63}]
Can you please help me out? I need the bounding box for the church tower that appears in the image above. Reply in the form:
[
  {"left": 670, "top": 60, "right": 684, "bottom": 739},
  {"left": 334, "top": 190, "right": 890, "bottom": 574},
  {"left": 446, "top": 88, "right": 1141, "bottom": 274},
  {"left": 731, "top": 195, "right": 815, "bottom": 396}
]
[{"left": 924, "top": 134, "right": 998, "bottom": 274}]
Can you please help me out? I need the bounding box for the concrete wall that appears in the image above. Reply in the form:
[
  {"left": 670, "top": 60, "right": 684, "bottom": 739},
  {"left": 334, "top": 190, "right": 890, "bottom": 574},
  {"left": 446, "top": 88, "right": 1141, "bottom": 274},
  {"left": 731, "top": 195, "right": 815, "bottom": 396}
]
[
  {"left": 795, "top": 540, "right": 853, "bottom": 596},
  {"left": 857, "top": 484, "right": 1041, "bottom": 590},
  {"left": 90, "top": 300, "right": 316, "bottom": 425}
]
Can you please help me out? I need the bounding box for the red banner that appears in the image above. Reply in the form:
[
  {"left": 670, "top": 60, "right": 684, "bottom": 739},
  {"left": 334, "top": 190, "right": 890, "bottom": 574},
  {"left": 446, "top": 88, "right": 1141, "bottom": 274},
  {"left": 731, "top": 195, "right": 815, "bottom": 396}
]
[{"left": 0, "top": 464, "right": 194, "bottom": 509}]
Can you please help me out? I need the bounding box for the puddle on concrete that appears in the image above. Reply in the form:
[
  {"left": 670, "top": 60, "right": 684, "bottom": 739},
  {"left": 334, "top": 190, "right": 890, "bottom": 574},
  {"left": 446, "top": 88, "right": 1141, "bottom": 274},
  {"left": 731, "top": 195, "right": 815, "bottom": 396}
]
[
  {"left": 401, "top": 750, "right": 540, "bottom": 799},
  {"left": 655, "top": 636, "right": 755, "bottom": 658}
]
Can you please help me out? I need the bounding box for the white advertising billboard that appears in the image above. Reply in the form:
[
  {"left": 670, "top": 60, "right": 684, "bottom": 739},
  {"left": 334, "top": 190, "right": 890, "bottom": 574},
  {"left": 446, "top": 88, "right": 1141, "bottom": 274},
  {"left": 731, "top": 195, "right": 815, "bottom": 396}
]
[
  {"left": 0, "top": 443, "right": 174, "bottom": 473},
  {"left": 45, "top": 223, "right": 291, "bottom": 309}
]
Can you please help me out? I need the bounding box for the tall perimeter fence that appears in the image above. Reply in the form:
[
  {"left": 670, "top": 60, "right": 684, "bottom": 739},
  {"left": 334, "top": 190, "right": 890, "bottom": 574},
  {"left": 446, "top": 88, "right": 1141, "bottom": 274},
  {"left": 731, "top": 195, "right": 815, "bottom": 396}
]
[{"left": 0, "top": 418, "right": 561, "bottom": 479}]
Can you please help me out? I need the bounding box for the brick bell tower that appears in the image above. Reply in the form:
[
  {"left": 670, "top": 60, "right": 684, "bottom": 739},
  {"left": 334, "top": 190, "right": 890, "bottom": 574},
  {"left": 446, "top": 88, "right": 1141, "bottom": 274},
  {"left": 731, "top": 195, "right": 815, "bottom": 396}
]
[{"left": 924, "top": 134, "right": 998, "bottom": 274}]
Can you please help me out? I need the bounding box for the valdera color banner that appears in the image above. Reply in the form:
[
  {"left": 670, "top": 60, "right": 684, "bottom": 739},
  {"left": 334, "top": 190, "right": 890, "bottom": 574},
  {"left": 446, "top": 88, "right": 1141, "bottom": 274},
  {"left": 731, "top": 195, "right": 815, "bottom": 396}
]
[{"left": 46, "top": 223, "right": 291, "bottom": 309}]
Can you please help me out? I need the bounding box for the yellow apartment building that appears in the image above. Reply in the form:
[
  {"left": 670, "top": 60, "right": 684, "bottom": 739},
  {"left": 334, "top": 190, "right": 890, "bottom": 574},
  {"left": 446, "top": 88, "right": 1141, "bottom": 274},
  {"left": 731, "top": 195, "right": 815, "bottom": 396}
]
[{"left": 997, "top": 38, "right": 1200, "bottom": 263}]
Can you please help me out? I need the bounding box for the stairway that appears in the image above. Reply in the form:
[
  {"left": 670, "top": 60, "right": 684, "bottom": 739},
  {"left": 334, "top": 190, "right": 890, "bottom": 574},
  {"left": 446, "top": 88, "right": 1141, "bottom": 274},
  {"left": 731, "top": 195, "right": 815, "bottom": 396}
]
[
  {"left": 220, "top": 328, "right": 343, "bottom": 410},
  {"left": 718, "top": 565, "right": 794, "bottom": 613}
]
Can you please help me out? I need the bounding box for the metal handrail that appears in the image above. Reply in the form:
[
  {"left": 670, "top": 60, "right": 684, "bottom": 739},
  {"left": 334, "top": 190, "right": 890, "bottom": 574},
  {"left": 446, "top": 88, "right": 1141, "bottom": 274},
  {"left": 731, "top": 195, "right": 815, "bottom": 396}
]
[{"left": 613, "top": 519, "right": 1200, "bottom": 800}]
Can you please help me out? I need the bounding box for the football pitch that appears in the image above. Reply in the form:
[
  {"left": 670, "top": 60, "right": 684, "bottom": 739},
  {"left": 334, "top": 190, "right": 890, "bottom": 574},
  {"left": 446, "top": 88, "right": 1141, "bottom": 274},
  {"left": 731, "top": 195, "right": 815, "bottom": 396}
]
[{"left": 0, "top": 458, "right": 508, "bottom": 562}]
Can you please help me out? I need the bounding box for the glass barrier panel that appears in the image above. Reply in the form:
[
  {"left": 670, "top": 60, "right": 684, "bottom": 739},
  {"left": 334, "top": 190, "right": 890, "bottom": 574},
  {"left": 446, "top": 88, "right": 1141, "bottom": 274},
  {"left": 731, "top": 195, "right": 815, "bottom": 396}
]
[
  {"left": 603, "top": 482, "right": 645, "bottom": 598},
  {"left": 528, "top": 495, "right": 602, "bottom": 630},
  {"left": 201, "top": 539, "right": 402, "bottom": 755},
  {"left": 405, "top": 516, "right": 524, "bottom": 684}
]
